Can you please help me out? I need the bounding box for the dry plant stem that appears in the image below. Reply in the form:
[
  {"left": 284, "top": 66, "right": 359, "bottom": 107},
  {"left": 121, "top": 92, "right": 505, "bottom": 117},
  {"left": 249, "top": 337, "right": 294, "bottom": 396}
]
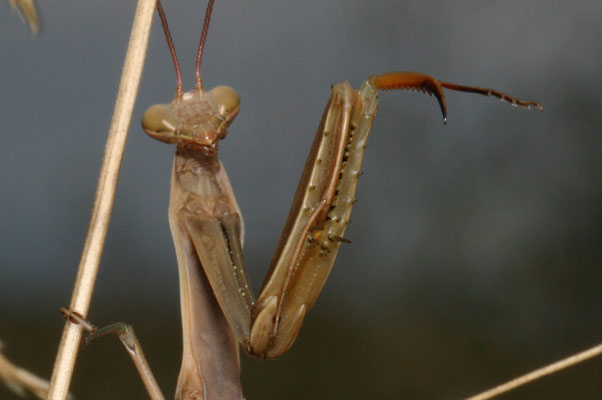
[
  {"left": 465, "top": 341, "right": 602, "bottom": 400},
  {"left": 46, "top": 0, "right": 157, "bottom": 399},
  {"left": 8, "top": 0, "right": 40, "bottom": 33},
  {"left": 0, "top": 349, "right": 52, "bottom": 399}
]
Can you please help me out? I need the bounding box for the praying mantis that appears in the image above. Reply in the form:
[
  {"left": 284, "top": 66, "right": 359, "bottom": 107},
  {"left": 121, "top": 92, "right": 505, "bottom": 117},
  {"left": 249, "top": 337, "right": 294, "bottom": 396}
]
[
  {"left": 3, "top": 1, "right": 602, "bottom": 399},
  {"left": 55, "top": 1, "right": 542, "bottom": 399},
  {"left": 2, "top": 0, "right": 556, "bottom": 400}
]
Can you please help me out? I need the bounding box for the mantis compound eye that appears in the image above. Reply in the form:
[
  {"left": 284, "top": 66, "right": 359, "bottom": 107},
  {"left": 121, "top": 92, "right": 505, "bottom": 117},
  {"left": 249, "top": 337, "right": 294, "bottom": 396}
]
[
  {"left": 141, "top": 103, "right": 178, "bottom": 143},
  {"left": 209, "top": 85, "right": 240, "bottom": 124}
]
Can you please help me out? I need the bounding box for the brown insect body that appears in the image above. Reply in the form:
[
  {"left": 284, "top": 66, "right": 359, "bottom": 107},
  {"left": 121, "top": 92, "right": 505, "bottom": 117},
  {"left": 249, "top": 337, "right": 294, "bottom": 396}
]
[{"left": 139, "top": 1, "right": 541, "bottom": 398}]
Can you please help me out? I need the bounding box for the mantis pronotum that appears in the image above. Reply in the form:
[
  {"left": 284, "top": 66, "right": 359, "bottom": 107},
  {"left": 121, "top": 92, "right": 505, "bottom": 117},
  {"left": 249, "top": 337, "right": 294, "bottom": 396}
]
[{"left": 55, "top": 1, "right": 542, "bottom": 399}]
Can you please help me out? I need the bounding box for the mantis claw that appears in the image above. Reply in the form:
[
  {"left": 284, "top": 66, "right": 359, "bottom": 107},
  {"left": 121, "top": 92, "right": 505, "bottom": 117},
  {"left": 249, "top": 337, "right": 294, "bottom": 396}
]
[
  {"left": 368, "top": 72, "right": 447, "bottom": 123},
  {"left": 368, "top": 71, "right": 543, "bottom": 124}
]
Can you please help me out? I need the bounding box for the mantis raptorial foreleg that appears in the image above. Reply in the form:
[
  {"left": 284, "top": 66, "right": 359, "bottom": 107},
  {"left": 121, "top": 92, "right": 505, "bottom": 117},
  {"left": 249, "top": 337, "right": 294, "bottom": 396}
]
[{"left": 71, "top": 1, "right": 542, "bottom": 399}]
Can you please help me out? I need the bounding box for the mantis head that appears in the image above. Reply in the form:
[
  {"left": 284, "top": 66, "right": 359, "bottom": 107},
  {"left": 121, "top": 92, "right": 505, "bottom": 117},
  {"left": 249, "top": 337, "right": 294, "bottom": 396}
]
[
  {"left": 142, "top": 0, "right": 238, "bottom": 157},
  {"left": 142, "top": 86, "right": 240, "bottom": 157}
]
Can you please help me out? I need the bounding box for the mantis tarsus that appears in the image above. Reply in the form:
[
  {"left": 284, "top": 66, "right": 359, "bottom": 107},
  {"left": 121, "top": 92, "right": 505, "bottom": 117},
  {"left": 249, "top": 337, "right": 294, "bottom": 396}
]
[{"left": 66, "top": 1, "right": 542, "bottom": 399}]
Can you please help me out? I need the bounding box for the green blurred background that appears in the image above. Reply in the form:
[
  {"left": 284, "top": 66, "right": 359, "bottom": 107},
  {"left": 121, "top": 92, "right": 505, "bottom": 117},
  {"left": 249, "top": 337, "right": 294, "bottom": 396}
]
[{"left": 1, "top": 0, "right": 601, "bottom": 398}]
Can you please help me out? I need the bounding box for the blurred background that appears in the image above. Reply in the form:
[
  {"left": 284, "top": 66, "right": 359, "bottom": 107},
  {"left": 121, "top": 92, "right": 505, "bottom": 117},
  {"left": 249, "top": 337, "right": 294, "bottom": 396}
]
[{"left": 1, "top": 0, "right": 600, "bottom": 398}]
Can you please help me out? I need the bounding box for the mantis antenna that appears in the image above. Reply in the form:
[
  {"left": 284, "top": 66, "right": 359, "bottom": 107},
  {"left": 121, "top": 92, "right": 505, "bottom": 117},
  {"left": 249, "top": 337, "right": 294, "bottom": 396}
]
[
  {"left": 155, "top": 0, "right": 215, "bottom": 95},
  {"left": 195, "top": 0, "right": 215, "bottom": 92},
  {"left": 155, "top": 0, "right": 183, "bottom": 99}
]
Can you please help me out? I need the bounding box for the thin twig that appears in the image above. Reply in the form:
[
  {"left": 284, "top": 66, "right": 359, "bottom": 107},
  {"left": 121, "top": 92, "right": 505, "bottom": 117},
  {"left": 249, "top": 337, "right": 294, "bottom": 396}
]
[
  {"left": 465, "top": 341, "right": 602, "bottom": 400},
  {"left": 0, "top": 342, "right": 70, "bottom": 399},
  {"left": 46, "top": 1, "right": 157, "bottom": 399}
]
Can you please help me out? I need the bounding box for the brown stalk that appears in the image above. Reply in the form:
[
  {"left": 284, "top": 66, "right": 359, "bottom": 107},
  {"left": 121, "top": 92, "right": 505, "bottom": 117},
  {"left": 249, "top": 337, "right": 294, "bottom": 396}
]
[{"left": 46, "top": 0, "right": 157, "bottom": 398}]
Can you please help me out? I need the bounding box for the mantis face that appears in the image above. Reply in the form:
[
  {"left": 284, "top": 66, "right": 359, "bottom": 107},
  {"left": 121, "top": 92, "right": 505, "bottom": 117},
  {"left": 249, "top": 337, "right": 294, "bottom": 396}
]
[{"left": 142, "top": 85, "right": 240, "bottom": 157}]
